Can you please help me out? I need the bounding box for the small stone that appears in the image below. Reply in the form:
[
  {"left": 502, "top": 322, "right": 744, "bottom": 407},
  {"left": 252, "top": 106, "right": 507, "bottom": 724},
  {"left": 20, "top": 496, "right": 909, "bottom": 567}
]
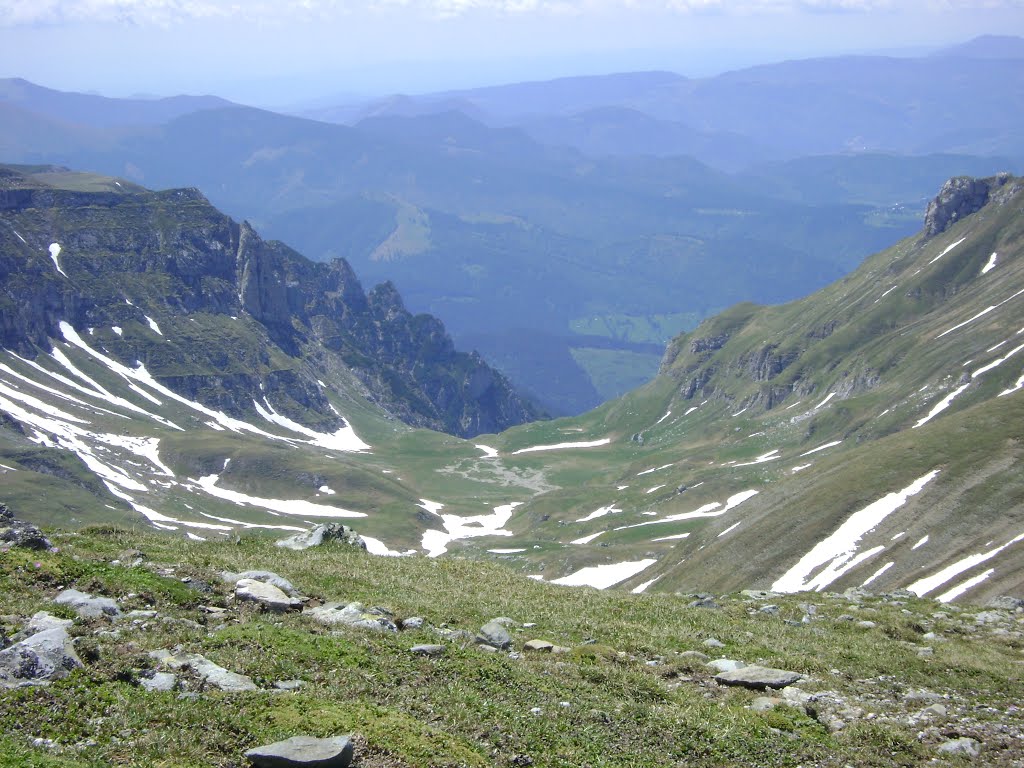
[
  {"left": 679, "top": 650, "right": 709, "bottom": 661},
  {"left": 759, "top": 605, "right": 780, "bottom": 616},
  {"left": 917, "top": 647, "right": 934, "bottom": 657},
  {"left": 245, "top": 734, "right": 354, "bottom": 767},
  {"left": 523, "top": 639, "right": 555, "bottom": 652},
  {"left": 714, "top": 665, "right": 803, "bottom": 690},
  {"left": 740, "top": 590, "right": 777, "bottom": 600},
  {"left": 141, "top": 672, "right": 177, "bottom": 692},
  {"left": 400, "top": 617, "right": 424, "bottom": 630},
  {"left": 750, "top": 696, "right": 781, "bottom": 712},
  {"left": 222, "top": 571, "right": 298, "bottom": 596},
  {"left": 856, "top": 621, "right": 876, "bottom": 629},
  {"left": 303, "top": 603, "right": 397, "bottom": 633},
  {"left": 274, "top": 680, "right": 306, "bottom": 691},
  {"left": 920, "top": 703, "right": 947, "bottom": 717},
  {"left": 702, "top": 638, "right": 725, "bottom": 649},
  {"left": 706, "top": 659, "right": 747, "bottom": 673},
  {"left": 937, "top": 737, "right": 981, "bottom": 759},
  {"left": 409, "top": 644, "right": 446, "bottom": 657}
]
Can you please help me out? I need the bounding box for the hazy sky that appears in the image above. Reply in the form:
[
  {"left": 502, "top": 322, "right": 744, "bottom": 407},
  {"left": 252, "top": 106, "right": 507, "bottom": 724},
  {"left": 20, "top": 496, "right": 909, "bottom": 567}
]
[{"left": 2, "top": 1, "right": 1023, "bottom": 105}]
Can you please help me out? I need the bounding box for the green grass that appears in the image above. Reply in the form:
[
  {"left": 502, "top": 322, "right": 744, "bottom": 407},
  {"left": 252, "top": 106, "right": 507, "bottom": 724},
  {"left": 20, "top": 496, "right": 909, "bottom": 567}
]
[{"left": 2, "top": 528, "right": 1019, "bottom": 767}]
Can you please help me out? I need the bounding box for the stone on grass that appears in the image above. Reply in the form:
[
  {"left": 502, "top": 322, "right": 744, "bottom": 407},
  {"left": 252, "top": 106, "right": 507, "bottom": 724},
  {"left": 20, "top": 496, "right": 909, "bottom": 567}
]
[
  {"left": 149, "top": 649, "right": 257, "bottom": 692},
  {"left": 53, "top": 589, "right": 121, "bottom": 620},
  {"left": 274, "top": 680, "right": 306, "bottom": 691},
  {"left": 750, "top": 696, "right": 781, "bottom": 712},
  {"left": 245, "top": 735, "right": 354, "bottom": 768},
  {"left": 410, "top": 644, "right": 446, "bottom": 657},
  {"left": 235, "top": 579, "right": 303, "bottom": 612},
  {"left": 937, "top": 737, "right": 981, "bottom": 758},
  {"left": 702, "top": 638, "right": 725, "bottom": 649},
  {"left": 276, "top": 523, "right": 366, "bottom": 552},
  {"left": 477, "top": 620, "right": 512, "bottom": 650},
  {"left": 714, "top": 665, "right": 803, "bottom": 690},
  {"left": 24, "top": 612, "right": 73, "bottom": 636},
  {"left": 523, "top": 639, "right": 555, "bottom": 652},
  {"left": 400, "top": 617, "right": 424, "bottom": 630},
  {"left": 0, "top": 503, "right": 51, "bottom": 550},
  {"left": 221, "top": 571, "right": 298, "bottom": 596},
  {"left": 141, "top": 672, "right": 177, "bottom": 692},
  {"left": 706, "top": 658, "right": 747, "bottom": 673},
  {"left": 0, "top": 627, "right": 82, "bottom": 686},
  {"left": 303, "top": 603, "right": 397, "bottom": 632}
]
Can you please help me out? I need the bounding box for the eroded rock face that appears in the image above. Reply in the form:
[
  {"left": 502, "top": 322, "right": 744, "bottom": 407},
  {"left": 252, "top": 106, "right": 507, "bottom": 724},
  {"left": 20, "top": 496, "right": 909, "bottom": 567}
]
[{"left": 924, "top": 173, "right": 1011, "bottom": 237}]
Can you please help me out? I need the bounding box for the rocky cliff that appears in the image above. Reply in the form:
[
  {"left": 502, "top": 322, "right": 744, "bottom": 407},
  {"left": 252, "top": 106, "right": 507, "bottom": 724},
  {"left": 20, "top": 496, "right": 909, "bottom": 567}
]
[{"left": 0, "top": 165, "right": 539, "bottom": 437}]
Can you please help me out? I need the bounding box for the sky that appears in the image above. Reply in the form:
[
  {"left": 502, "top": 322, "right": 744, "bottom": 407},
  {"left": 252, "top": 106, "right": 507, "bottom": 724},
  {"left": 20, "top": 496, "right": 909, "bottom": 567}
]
[{"left": 1, "top": 0, "right": 1023, "bottom": 105}]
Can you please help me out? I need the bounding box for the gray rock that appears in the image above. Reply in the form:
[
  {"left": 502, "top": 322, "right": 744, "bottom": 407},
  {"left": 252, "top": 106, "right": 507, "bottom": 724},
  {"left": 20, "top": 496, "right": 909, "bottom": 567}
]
[
  {"left": 759, "top": 605, "right": 780, "bottom": 616},
  {"left": 706, "top": 658, "right": 748, "bottom": 673},
  {"left": 924, "top": 175, "right": 1007, "bottom": 237},
  {"left": 679, "top": 650, "right": 709, "bottom": 662},
  {"left": 410, "top": 644, "right": 446, "bottom": 657},
  {"left": 141, "top": 672, "right": 177, "bottom": 692},
  {"left": 245, "top": 735, "right": 354, "bottom": 767},
  {"left": 856, "top": 620, "right": 876, "bottom": 629},
  {"left": 986, "top": 596, "right": 1024, "bottom": 611},
  {"left": 937, "top": 737, "right": 981, "bottom": 758},
  {"left": 740, "top": 590, "right": 777, "bottom": 600},
  {"left": 149, "top": 649, "right": 257, "bottom": 692},
  {"left": 23, "top": 611, "right": 73, "bottom": 636},
  {"left": 400, "top": 617, "right": 424, "bottom": 630},
  {"left": 920, "top": 703, "right": 947, "bottom": 717},
  {"left": 523, "top": 639, "right": 554, "bottom": 652},
  {"left": 235, "top": 579, "right": 303, "bottom": 612},
  {"left": 702, "top": 638, "right": 725, "bottom": 649},
  {"left": 714, "top": 665, "right": 803, "bottom": 690},
  {"left": 750, "top": 696, "right": 781, "bottom": 712},
  {"left": 52, "top": 589, "right": 120, "bottom": 620},
  {"left": 221, "top": 571, "right": 298, "bottom": 596},
  {"left": 303, "top": 603, "right": 397, "bottom": 633},
  {"left": 0, "top": 503, "right": 51, "bottom": 550},
  {"left": 274, "top": 680, "right": 306, "bottom": 691},
  {"left": 276, "top": 523, "right": 367, "bottom": 552},
  {"left": 434, "top": 627, "right": 474, "bottom": 643},
  {"left": 477, "top": 620, "right": 512, "bottom": 650},
  {"left": 0, "top": 627, "right": 82, "bottom": 686}
]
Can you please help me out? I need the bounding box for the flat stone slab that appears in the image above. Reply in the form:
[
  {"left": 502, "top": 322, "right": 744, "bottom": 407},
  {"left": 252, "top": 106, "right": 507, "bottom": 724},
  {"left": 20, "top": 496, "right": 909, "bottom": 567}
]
[
  {"left": 221, "top": 571, "right": 298, "bottom": 596},
  {"left": 53, "top": 589, "right": 121, "bottom": 619},
  {"left": 410, "top": 644, "right": 446, "bottom": 657},
  {"left": 245, "top": 735, "right": 354, "bottom": 767},
  {"left": 149, "top": 649, "right": 257, "bottom": 692},
  {"left": 235, "top": 579, "right": 302, "bottom": 612},
  {"left": 304, "top": 603, "right": 397, "bottom": 632},
  {"left": 714, "top": 665, "right": 803, "bottom": 690},
  {"left": 524, "top": 639, "right": 555, "bottom": 652}
]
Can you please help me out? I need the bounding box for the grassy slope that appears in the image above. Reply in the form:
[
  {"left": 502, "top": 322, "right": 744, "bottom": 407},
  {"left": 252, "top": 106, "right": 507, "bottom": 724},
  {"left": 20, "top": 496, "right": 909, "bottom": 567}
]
[{"left": 1, "top": 528, "right": 1021, "bottom": 767}]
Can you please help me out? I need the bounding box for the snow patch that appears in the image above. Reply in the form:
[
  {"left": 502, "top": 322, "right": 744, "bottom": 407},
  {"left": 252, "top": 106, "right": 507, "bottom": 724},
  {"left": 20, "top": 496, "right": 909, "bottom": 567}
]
[
  {"left": 192, "top": 473, "right": 367, "bottom": 518},
  {"left": 512, "top": 438, "right": 611, "bottom": 455},
  {"left": 735, "top": 449, "right": 781, "bottom": 467},
  {"left": 911, "top": 535, "right": 929, "bottom": 551},
  {"left": 799, "top": 441, "right": 841, "bottom": 457},
  {"left": 318, "top": 485, "right": 335, "bottom": 495},
  {"left": 550, "top": 559, "right": 657, "bottom": 590},
  {"left": 420, "top": 502, "right": 522, "bottom": 557},
  {"left": 791, "top": 464, "right": 812, "bottom": 474},
  {"left": 571, "top": 531, "right": 606, "bottom": 545},
  {"left": 771, "top": 470, "right": 940, "bottom": 593},
  {"left": 655, "top": 409, "right": 672, "bottom": 425},
  {"left": 254, "top": 398, "right": 369, "bottom": 452},
  {"left": 717, "top": 521, "right": 741, "bottom": 538},
  {"left": 576, "top": 504, "right": 622, "bottom": 523},
  {"left": 488, "top": 548, "right": 526, "bottom": 554},
  {"left": 645, "top": 485, "right": 666, "bottom": 494},
  {"left": 48, "top": 243, "right": 68, "bottom": 277},
  {"left": 631, "top": 576, "right": 661, "bottom": 594},
  {"left": 815, "top": 392, "right": 835, "bottom": 409},
  {"left": 651, "top": 533, "right": 691, "bottom": 542},
  {"left": 145, "top": 316, "right": 163, "bottom": 336},
  {"left": 362, "top": 536, "right": 417, "bottom": 557},
  {"left": 111, "top": 326, "right": 123, "bottom": 336},
  {"left": 981, "top": 252, "right": 998, "bottom": 275},
  {"left": 906, "top": 532, "right": 1024, "bottom": 598},
  {"left": 474, "top": 444, "right": 499, "bottom": 458},
  {"left": 637, "top": 463, "right": 674, "bottom": 476},
  {"left": 936, "top": 568, "right": 996, "bottom": 603},
  {"left": 928, "top": 236, "right": 966, "bottom": 265},
  {"left": 913, "top": 384, "right": 970, "bottom": 428},
  {"left": 861, "top": 561, "right": 894, "bottom": 588}
]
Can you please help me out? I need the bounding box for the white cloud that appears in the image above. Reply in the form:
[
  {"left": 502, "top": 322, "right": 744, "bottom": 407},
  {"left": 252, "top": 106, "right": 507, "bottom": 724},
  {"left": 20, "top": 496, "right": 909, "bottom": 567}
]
[{"left": 0, "top": 0, "right": 1017, "bottom": 26}]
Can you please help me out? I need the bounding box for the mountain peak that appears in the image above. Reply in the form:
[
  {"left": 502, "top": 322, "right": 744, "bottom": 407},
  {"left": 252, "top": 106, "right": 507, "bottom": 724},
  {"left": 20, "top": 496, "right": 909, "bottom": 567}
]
[{"left": 924, "top": 172, "right": 1018, "bottom": 237}]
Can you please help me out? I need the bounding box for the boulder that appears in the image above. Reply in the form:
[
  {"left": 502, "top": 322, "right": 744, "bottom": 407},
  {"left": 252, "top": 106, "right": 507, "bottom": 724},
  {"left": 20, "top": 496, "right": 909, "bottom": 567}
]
[
  {"left": 221, "top": 571, "right": 298, "bottom": 596},
  {"left": 477, "top": 620, "right": 512, "bottom": 650},
  {"left": 937, "top": 737, "right": 981, "bottom": 759},
  {"left": 714, "top": 665, "right": 803, "bottom": 690},
  {"left": 0, "top": 503, "right": 51, "bottom": 550},
  {"left": 245, "top": 735, "right": 354, "bottom": 768},
  {"left": 0, "top": 627, "right": 82, "bottom": 686},
  {"left": 141, "top": 672, "right": 177, "bottom": 692},
  {"left": 235, "top": 579, "right": 302, "bottom": 612},
  {"left": 303, "top": 603, "right": 397, "bottom": 632},
  {"left": 149, "top": 649, "right": 258, "bottom": 692},
  {"left": 276, "top": 524, "right": 366, "bottom": 552},
  {"left": 52, "top": 589, "right": 121, "bottom": 620},
  {"left": 523, "top": 639, "right": 555, "bottom": 653}
]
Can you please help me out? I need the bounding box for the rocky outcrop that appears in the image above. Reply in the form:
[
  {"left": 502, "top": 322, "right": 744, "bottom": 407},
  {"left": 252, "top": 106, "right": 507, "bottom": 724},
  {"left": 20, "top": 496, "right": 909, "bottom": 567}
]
[
  {"left": 0, "top": 167, "right": 538, "bottom": 438},
  {"left": 0, "top": 503, "right": 52, "bottom": 550},
  {"left": 924, "top": 173, "right": 1011, "bottom": 236}
]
